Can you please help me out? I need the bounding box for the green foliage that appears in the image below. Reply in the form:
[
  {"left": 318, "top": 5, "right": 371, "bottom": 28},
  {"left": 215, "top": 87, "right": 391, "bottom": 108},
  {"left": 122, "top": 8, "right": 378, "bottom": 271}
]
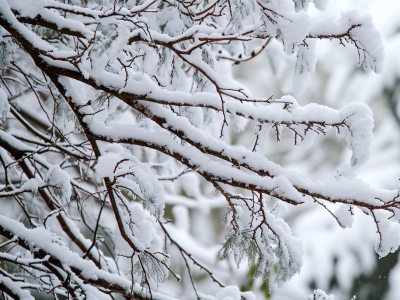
[{"left": 241, "top": 264, "right": 272, "bottom": 299}]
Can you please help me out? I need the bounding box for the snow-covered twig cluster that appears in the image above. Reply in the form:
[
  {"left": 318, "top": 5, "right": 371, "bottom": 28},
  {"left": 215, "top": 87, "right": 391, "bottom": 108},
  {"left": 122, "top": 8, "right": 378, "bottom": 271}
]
[{"left": 0, "top": 0, "right": 394, "bottom": 299}]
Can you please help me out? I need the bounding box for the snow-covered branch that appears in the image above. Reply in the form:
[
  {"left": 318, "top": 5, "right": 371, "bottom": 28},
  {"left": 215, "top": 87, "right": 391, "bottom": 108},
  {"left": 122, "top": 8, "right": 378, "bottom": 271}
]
[{"left": 0, "top": 0, "right": 393, "bottom": 299}]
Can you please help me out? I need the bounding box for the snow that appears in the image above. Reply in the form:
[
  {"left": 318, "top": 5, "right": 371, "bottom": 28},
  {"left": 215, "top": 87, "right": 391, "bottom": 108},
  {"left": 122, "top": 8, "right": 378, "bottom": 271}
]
[
  {"left": 215, "top": 286, "right": 241, "bottom": 300},
  {"left": 0, "top": 274, "right": 35, "bottom": 300},
  {"left": 308, "top": 289, "right": 334, "bottom": 300},
  {"left": 10, "top": 0, "right": 94, "bottom": 39},
  {"left": 333, "top": 204, "right": 354, "bottom": 228},
  {"left": 293, "top": 40, "right": 317, "bottom": 96},
  {"left": 20, "top": 178, "right": 39, "bottom": 194},
  {"left": 95, "top": 150, "right": 165, "bottom": 218},
  {"left": 44, "top": 165, "right": 72, "bottom": 204},
  {"left": 373, "top": 210, "right": 400, "bottom": 257},
  {"left": 0, "top": 87, "right": 10, "bottom": 123},
  {"left": 0, "top": 215, "right": 177, "bottom": 300},
  {"left": 0, "top": 0, "right": 397, "bottom": 299},
  {"left": 308, "top": 10, "right": 384, "bottom": 74}
]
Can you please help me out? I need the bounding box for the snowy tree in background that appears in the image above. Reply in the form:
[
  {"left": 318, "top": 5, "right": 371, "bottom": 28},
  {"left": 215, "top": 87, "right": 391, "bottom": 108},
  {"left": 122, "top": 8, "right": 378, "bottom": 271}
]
[{"left": 0, "top": 0, "right": 394, "bottom": 299}]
